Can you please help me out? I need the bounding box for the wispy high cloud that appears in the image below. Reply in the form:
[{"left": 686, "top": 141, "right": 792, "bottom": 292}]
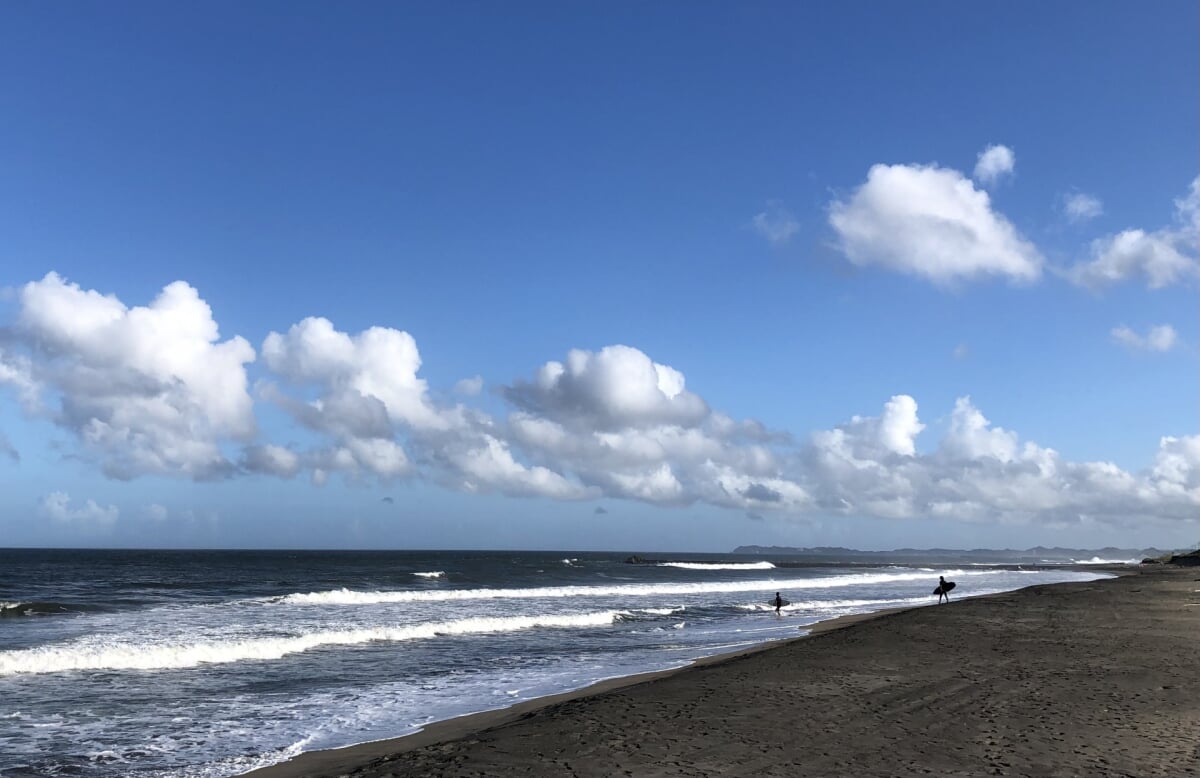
[
  {"left": 751, "top": 201, "right": 800, "bottom": 246},
  {"left": 1111, "top": 324, "right": 1179, "bottom": 352},
  {"left": 453, "top": 376, "right": 484, "bottom": 396},
  {"left": 143, "top": 503, "right": 169, "bottom": 521},
  {"left": 1063, "top": 192, "right": 1103, "bottom": 223},
  {"left": 40, "top": 491, "right": 119, "bottom": 526},
  {"left": 829, "top": 162, "right": 1042, "bottom": 286},
  {"left": 0, "top": 429, "right": 17, "bottom": 462}
]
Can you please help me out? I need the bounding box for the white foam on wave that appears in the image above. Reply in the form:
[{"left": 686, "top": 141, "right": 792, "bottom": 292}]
[
  {"left": 276, "top": 569, "right": 985, "bottom": 607},
  {"left": 658, "top": 561, "right": 776, "bottom": 570},
  {"left": 412, "top": 571, "right": 445, "bottom": 578},
  {"left": 0, "top": 611, "right": 621, "bottom": 676},
  {"left": 1072, "top": 557, "right": 1139, "bottom": 565},
  {"left": 737, "top": 595, "right": 933, "bottom": 612},
  {"left": 155, "top": 735, "right": 317, "bottom": 778}
]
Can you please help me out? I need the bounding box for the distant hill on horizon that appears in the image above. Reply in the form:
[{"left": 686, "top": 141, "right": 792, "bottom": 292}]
[{"left": 731, "top": 545, "right": 1169, "bottom": 561}]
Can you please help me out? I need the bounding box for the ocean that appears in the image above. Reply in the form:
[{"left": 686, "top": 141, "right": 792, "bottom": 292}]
[{"left": 0, "top": 549, "right": 1117, "bottom": 777}]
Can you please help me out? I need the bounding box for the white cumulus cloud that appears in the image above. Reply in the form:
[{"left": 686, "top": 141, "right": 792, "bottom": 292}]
[
  {"left": 498, "top": 345, "right": 806, "bottom": 509},
  {"left": 0, "top": 273, "right": 256, "bottom": 479},
  {"left": 1073, "top": 231, "right": 1195, "bottom": 289},
  {"left": 502, "top": 345, "right": 709, "bottom": 430},
  {"left": 1066, "top": 176, "right": 1199, "bottom": 289},
  {"left": 263, "top": 316, "right": 448, "bottom": 432},
  {"left": 3, "top": 273, "right": 1196, "bottom": 528},
  {"left": 259, "top": 317, "right": 571, "bottom": 498},
  {"left": 259, "top": 317, "right": 441, "bottom": 481},
  {"left": 829, "top": 163, "right": 1042, "bottom": 286},
  {"left": 1111, "top": 324, "right": 1178, "bottom": 352},
  {"left": 804, "top": 396, "right": 1200, "bottom": 525},
  {"left": 812, "top": 394, "right": 925, "bottom": 461},
  {"left": 1151, "top": 435, "right": 1200, "bottom": 498},
  {"left": 241, "top": 444, "right": 303, "bottom": 478},
  {"left": 437, "top": 433, "right": 592, "bottom": 499},
  {"left": 973, "top": 144, "right": 1016, "bottom": 186},
  {"left": 941, "top": 397, "right": 1018, "bottom": 462}
]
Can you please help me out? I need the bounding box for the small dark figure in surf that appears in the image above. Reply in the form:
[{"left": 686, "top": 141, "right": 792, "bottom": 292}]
[
  {"left": 773, "top": 592, "right": 784, "bottom": 615},
  {"left": 936, "top": 576, "right": 952, "bottom": 604}
]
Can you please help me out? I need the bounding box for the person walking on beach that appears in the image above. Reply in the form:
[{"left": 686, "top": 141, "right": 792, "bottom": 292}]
[
  {"left": 773, "top": 592, "right": 784, "bottom": 615},
  {"left": 936, "top": 576, "right": 954, "bottom": 604}
]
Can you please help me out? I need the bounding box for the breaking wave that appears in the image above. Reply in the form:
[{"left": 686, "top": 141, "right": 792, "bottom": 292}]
[
  {"left": 0, "top": 601, "right": 76, "bottom": 618},
  {"left": 657, "top": 562, "right": 776, "bottom": 570},
  {"left": 0, "top": 612, "right": 621, "bottom": 676}
]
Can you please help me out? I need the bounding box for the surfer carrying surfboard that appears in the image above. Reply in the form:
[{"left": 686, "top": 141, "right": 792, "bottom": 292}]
[
  {"left": 773, "top": 592, "right": 784, "bottom": 614},
  {"left": 935, "top": 575, "right": 956, "bottom": 604}
]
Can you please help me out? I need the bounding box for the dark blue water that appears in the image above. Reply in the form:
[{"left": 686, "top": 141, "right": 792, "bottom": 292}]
[{"left": 0, "top": 549, "right": 1114, "bottom": 776}]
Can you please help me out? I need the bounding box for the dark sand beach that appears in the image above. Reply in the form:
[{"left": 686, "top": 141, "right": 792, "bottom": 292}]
[{"left": 251, "top": 567, "right": 1200, "bottom": 777}]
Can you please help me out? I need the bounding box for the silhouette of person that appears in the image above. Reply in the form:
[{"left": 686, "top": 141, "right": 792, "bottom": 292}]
[
  {"left": 773, "top": 592, "right": 784, "bottom": 614},
  {"left": 937, "top": 576, "right": 951, "bottom": 604}
]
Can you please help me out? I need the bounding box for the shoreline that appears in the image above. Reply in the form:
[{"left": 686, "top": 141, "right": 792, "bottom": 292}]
[
  {"left": 245, "top": 606, "right": 916, "bottom": 778},
  {"left": 246, "top": 565, "right": 1138, "bottom": 778}
]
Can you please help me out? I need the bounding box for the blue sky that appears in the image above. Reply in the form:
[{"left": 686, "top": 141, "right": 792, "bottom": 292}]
[{"left": 1, "top": 2, "right": 1196, "bottom": 551}]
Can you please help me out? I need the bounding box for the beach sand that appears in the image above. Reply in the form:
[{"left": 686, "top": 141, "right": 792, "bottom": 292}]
[{"left": 249, "top": 567, "right": 1200, "bottom": 777}]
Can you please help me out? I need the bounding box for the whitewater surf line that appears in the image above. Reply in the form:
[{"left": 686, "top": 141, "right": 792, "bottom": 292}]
[
  {"left": 274, "top": 569, "right": 990, "bottom": 606},
  {"left": 0, "top": 611, "right": 621, "bottom": 676}
]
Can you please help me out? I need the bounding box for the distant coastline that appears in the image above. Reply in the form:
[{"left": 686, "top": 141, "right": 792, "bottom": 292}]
[{"left": 730, "top": 544, "right": 1169, "bottom": 562}]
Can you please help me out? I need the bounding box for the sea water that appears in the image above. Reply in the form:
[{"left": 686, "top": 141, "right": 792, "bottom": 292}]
[{"left": 0, "top": 549, "right": 1116, "bottom": 776}]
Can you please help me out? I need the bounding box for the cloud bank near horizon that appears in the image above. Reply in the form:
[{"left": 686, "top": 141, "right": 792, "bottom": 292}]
[{"left": 1, "top": 273, "right": 1196, "bottom": 530}]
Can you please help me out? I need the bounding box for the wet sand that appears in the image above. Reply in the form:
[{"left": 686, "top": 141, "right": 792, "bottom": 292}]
[{"left": 249, "top": 567, "right": 1200, "bottom": 777}]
